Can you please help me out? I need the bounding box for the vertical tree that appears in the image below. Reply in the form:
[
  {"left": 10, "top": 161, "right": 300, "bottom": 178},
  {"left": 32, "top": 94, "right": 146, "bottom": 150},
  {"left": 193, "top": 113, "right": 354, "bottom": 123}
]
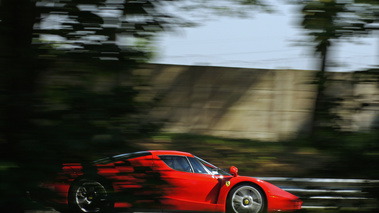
[
  {"left": 0, "top": 0, "right": 178, "bottom": 211},
  {"left": 300, "top": 0, "right": 366, "bottom": 141}
]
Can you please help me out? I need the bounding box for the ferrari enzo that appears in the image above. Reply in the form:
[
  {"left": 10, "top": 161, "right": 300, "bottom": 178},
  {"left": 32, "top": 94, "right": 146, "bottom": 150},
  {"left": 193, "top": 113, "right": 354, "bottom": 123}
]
[{"left": 45, "top": 150, "right": 302, "bottom": 213}]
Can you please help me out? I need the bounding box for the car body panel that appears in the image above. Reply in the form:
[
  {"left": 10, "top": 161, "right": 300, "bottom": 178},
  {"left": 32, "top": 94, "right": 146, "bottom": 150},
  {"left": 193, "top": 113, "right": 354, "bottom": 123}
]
[
  {"left": 44, "top": 150, "right": 302, "bottom": 212},
  {"left": 215, "top": 176, "right": 301, "bottom": 212},
  {"left": 151, "top": 151, "right": 221, "bottom": 211}
]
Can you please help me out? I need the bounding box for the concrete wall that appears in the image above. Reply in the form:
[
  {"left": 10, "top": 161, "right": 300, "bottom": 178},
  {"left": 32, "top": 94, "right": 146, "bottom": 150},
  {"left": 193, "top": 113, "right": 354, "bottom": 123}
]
[{"left": 135, "top": 64, "right": 379, "bottom": 141}]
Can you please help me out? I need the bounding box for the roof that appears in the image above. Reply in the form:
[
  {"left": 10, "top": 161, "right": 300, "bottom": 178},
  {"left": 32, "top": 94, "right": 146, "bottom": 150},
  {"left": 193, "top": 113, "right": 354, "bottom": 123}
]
[{"left": 148, "top": 150, "right": 193, "bottom": 157}]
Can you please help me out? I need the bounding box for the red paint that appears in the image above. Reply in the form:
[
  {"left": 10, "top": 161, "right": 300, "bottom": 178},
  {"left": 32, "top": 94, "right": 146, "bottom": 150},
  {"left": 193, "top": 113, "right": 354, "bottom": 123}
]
[
  {"left": 230, "top": 166, "right": 238, "bottom": 177},
  {"left": 46, "top": 150, "right": 302, "bottom": 212}
]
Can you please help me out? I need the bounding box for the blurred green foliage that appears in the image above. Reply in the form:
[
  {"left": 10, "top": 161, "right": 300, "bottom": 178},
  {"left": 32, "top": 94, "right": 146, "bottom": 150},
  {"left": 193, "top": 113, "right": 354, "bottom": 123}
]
[{"left": 0, "top": 0, "right": 173, "bottom": 211}]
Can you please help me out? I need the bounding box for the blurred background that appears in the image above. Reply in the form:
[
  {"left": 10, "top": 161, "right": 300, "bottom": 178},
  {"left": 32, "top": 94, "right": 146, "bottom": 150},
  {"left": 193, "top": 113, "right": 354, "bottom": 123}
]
[{"left": 1, "top": 0, "right": 379, "bottom": 212}]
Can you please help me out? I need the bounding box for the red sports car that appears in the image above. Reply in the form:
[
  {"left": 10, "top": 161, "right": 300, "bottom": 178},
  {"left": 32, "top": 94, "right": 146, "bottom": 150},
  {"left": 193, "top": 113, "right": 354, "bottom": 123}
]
[{"left": 46, "top": 150, "right": 302, "bottom": 213}]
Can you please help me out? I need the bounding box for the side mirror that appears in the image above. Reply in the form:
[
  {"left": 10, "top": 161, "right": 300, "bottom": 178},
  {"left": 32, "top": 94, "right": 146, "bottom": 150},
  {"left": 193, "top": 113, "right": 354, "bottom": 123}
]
[{"left": 230, "top": 166, "right": 238, "bottom": 177}]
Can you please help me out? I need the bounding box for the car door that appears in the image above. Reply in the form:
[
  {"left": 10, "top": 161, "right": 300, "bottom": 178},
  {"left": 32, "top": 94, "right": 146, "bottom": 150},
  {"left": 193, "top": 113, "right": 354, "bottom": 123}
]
[{"left": 155, "top": 155, "right": 222, "bottom": 212}]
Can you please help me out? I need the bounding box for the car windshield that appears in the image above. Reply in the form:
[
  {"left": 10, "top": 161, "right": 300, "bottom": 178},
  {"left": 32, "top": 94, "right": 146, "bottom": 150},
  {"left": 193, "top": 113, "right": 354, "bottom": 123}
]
[{"left": 195, "top": 156, "right": 231, "bottom": 176}]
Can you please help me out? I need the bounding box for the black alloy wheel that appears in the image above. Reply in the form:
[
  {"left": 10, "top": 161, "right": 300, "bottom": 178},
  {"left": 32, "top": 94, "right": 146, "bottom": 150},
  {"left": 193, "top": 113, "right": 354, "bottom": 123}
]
[{"left": 68, "top": 179, "right": 113, "bottom": 213}]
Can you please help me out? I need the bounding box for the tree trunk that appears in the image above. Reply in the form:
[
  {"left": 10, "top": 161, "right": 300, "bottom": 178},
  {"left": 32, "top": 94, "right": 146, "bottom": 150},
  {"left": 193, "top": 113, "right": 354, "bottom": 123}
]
[
  {"left": 0, "top": 1, "right": 39, "bottom": 212},
  {"left": 310, "top": 43, "right": 328, "bottom": 138},
  {"left": 0, "top": 0, "right": 38, "bottom": 159}
]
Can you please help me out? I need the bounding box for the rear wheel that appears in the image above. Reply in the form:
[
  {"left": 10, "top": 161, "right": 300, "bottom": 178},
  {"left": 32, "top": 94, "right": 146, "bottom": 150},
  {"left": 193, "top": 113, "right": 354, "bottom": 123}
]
[
  {"left": 226, "top": 184, "right": 266, "bottom": 213},
  {"left": 68, "top": 179, "right": 113, "bottom": 213}
]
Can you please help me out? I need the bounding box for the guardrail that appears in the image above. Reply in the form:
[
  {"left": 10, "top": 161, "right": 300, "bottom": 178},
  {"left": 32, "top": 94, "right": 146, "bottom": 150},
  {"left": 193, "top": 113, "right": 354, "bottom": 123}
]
[{"left": 258, "top": 177, "right": 379, "bottom": 212}]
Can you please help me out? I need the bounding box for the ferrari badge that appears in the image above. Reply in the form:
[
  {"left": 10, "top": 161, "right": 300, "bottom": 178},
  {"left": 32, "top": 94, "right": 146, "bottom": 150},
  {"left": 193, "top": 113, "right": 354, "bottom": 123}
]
[{"left": 225, "top": 181, "right": 230, "bottom": 187}]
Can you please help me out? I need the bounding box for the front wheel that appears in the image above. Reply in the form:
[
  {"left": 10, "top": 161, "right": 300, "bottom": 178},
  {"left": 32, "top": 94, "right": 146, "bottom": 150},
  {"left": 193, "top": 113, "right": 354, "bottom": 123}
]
[
  {"left": 226, "top": 184, "right": 266, "bottom": 213},
  {"left": 68, "top": 179, "right": 113, "bottom": 213}
]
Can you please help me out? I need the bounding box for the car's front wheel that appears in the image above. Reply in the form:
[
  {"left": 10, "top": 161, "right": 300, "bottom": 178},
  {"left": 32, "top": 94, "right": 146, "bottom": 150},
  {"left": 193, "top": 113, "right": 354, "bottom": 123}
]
[
  {"left": 68, "top": 178, "right": 113, "bottom": 213},
  {"left": 226, "top": 184, "right": 266, "bottom": 213}
]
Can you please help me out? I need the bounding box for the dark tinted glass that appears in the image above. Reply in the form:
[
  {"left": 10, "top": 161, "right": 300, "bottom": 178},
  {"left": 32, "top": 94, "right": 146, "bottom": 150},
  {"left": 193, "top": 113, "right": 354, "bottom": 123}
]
[
  {"left": 159, "top": 156, "right": 193, "bottom": 173},
  {"left": 188, "top": 157, "right": 209, "bottom": 174}
]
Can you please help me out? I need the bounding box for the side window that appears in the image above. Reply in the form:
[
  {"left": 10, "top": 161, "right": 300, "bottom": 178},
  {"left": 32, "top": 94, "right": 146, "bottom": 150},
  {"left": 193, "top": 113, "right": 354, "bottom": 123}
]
[
  {"left": 188, "top": 157, "right": 209, "bottom": 174},
  {"left": 159, "top": 156, "right": 193, "bottom": 173}
]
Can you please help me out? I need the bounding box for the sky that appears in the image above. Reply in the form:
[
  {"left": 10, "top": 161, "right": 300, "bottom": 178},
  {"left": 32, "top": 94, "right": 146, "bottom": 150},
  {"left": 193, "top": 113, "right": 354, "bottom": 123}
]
[{"left": 152, "top": 1, "right": 378, "bottom": 72}]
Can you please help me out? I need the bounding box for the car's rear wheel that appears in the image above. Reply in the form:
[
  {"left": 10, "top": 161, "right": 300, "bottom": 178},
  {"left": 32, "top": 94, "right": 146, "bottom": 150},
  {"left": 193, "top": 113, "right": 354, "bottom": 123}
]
[
  {"left": 68, "top": 178, "right": 113, "bottom": 213},
  {"left": 226, "top": 184, "right": 266, "bottom": 213}
]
